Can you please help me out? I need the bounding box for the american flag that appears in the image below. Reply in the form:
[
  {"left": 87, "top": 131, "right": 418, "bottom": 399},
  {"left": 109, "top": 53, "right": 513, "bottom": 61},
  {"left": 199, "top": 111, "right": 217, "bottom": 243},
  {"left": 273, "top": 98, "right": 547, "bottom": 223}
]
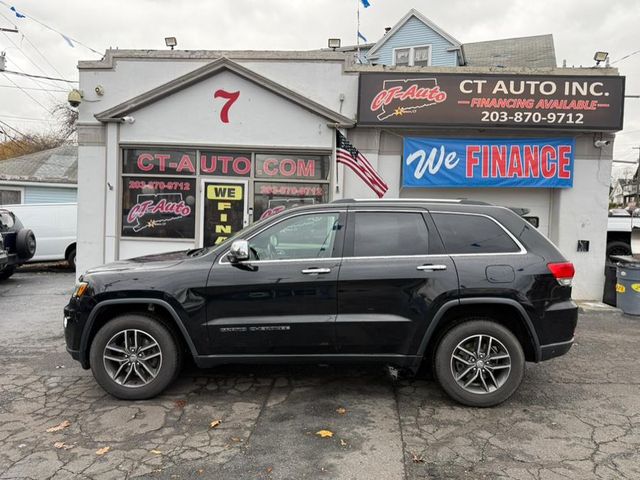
[{"left": 336, "top": 131, "right": 388, "bottom": 198}]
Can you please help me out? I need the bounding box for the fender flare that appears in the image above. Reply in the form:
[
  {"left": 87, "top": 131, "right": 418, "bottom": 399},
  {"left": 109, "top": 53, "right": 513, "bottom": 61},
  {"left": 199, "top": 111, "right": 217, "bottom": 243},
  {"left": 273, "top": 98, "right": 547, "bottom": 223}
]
[
  {"left": 79, "top": 298, "right": 199, "bottom": 368},
  {"left": 415, "top": 297, "right": 541, "bottom": 367}
]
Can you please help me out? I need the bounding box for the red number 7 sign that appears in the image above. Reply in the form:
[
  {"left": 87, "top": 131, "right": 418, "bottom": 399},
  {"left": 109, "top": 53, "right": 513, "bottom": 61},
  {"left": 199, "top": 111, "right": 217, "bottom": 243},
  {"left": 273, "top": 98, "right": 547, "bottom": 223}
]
[{"left": 214, "top": 89, "right": 240, "bottom": 123}]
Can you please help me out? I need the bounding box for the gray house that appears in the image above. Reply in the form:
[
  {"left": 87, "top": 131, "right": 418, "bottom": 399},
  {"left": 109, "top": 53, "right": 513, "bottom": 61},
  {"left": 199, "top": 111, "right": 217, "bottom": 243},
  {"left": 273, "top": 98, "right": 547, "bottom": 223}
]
[{"left": 0, "top": 145, "right": 78, "bottom": 205}]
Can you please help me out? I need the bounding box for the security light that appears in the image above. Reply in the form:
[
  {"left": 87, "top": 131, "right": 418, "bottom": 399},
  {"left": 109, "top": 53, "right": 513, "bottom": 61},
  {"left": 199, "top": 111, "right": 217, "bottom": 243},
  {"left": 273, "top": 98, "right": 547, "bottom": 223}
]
[
  {"left": 328, "top": 38, "right": 341, "bottom": 50},
  {"left": 165, "top": 37, "right": 177, "bottom": 50},
  {"left": 594, "top": 51, "right": 609, "bottom": 64}
]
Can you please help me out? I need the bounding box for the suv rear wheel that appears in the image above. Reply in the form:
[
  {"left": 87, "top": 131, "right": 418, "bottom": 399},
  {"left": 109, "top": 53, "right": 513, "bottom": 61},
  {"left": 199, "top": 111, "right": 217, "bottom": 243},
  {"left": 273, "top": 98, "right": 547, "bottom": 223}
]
[
  {"left": 0, "top": 264, "right": 15, "bottom": 281},
  {"left": 434, "top": 319, "right": 525, "bottom": 407},
  {"left": 89, "top": 314, "right": 182, "bottom": 400}
]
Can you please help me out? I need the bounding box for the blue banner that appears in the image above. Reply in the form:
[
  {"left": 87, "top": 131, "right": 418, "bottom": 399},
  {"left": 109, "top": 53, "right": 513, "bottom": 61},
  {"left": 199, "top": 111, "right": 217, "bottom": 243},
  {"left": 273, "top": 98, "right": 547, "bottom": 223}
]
[{"left": 403, "top": 137, "right": 575, "bottom": 188}]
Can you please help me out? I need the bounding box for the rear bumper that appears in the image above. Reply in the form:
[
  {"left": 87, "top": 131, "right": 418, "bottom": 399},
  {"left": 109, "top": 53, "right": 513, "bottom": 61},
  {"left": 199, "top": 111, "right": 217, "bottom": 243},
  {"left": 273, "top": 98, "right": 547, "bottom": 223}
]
[{"left": 540, "top": 337, "right": 574, "bottom": 361}]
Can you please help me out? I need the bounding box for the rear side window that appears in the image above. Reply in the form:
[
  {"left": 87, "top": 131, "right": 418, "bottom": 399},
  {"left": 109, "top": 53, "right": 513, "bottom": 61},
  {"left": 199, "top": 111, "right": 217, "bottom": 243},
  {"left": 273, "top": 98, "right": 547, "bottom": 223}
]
[
  {"left": 432, "top": 213, "right": 520, "bottom": 254},
  {"left": 354, "top": 212, "right": 429, "bottom": 256}
]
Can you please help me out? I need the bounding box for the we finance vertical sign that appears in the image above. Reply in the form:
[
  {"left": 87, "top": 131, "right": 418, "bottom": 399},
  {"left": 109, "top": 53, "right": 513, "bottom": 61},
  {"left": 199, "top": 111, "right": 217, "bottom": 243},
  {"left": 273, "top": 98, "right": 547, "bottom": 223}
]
[{"left": 402, "top": 138, "right": 575, "bottom": 188}]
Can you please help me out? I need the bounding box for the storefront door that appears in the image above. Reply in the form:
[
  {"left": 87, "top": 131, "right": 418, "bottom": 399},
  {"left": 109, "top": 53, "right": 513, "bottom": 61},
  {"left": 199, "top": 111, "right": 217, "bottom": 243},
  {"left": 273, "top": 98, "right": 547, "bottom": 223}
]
[{"left": 200, "top": 179, "right": 249, "bottom": 247}]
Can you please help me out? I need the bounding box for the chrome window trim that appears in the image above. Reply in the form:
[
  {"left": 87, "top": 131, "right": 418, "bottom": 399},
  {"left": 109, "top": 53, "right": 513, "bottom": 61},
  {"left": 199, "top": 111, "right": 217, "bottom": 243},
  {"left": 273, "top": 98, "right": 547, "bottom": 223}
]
[
  {"left": 430, "top": 210, "right": 527, "bottom": 256},
  {"left": 218, "top": 209, "right": 345, "bottom": 265}
]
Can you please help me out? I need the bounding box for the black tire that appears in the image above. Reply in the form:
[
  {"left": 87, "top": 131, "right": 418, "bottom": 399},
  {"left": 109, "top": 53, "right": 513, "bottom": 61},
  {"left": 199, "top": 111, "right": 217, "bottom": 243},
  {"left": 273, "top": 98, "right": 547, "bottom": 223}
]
[
  {"left": 90, "top": 314, "right": 182, "bottom": 400},
  {"left": 0, "top": 265, "right": 15, "bottom": 281},
  {"left": 67, "top": 247, "right": 76, "bottom": 269},
  {"left": 607, "top": 241, "right": 631, "bottom": 260},
  {"left": 16, "top": 228, "right": 36, "bottom": 259},
  {"left": 434, "top": 319, "right": 525, "bottom": 407}
]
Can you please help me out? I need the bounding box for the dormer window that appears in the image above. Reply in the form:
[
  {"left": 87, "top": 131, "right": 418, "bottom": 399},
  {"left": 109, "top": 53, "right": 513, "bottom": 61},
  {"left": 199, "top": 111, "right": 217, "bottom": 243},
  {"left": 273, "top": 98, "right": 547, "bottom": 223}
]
[{"left": 393, "top": 45, "right": 432, "bottom": 66}]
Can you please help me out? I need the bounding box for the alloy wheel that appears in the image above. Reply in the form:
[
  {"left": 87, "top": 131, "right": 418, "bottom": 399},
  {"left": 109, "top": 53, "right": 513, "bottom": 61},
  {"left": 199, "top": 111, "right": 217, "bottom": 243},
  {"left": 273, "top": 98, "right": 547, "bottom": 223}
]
[
  {"left": 450, "top": 334, "right": 511, "bottom": 394},
  {"left": 102, "top": 329, "right": 162, "bottom": 388}
]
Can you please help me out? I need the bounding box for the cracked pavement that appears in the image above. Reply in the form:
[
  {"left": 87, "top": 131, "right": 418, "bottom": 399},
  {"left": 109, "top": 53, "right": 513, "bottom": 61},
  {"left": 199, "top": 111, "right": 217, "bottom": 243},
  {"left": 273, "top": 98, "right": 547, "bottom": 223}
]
[{"left": 0, "top": 270, "right": 639, "bottom": 479}]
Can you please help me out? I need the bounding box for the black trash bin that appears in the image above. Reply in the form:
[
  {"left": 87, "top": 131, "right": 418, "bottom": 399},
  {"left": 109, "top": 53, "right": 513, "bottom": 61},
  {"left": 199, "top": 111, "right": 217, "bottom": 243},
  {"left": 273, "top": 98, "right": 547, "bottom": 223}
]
[{"left": 603, "top": 261, "right": 617, "bottom": 307}]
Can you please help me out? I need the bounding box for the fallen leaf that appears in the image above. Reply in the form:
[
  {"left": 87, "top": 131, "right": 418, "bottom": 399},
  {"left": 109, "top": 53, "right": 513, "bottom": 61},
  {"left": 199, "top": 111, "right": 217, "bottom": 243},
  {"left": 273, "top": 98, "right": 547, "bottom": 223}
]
[
  {"left": 53, "top": 442, "right": 75, "bottom": 450},
  {"left": 46, "top": 420, "right": 71, "bottom": 433},
  {"left": 150, "top": 449, "right": 162, "bottom": 455},
  {"left": 315, "top": 429, "right": 334, "bottom": 438},
  {"left": 336, "top": 407, "right": 347, "bottom": 415},
  {"left": 196, "top": 469, "right": 205, "bottom": 476},
  {"left": 230, "top": 437, "right": 242, "bottom": 443},
  {"left": 411, "top": 452, "right": 424, "bottom": 464},
  {"left": 340, "top": 439, "right": 348, "bottom": 447},
  {"left": 174, "top": 399, "right": 187, "bottom": 409},
  {"left": 266, "top": 466, "right": 273, "bottom": 474},
  {"left": 95, "top": 446, "right": 111, "bottom": 456},
  {"left": 209, "top": 419, "right": 221, "bottom": 429}
]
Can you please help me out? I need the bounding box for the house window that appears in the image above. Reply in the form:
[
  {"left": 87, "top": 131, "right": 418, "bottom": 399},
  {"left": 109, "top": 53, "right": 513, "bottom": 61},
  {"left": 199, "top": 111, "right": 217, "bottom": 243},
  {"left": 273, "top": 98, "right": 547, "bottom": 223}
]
[
  {"left": 394, "top": 48, "right": 411, "bottom": 66},
  {"left": 0, "top": 188, "right": 22, "bottom": 205},
  {"left": 393, "top": 45, "right": 431, "bottom": 66}
]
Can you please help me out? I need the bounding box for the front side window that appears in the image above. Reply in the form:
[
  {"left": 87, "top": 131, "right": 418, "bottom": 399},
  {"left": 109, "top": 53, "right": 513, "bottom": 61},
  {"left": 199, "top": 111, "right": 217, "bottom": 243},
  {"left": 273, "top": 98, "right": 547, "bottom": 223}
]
[
  {"left": 432, "top": 213, "right": 520, "bottom": 254},
  {"left": 249, "top": 213, "right": 340, "bottom": 261},
  {"left": 354, "top": 212, "right": 429, "bottom": 257}
]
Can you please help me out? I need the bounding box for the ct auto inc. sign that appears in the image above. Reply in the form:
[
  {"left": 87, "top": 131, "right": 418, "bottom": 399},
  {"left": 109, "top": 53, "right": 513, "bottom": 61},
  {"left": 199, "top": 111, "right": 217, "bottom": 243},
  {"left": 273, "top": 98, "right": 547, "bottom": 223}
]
[
  {"left": 403, "top": 137, "right": 575, "bottom": 188},
  {"left": 358, "top": 73, "right": 624, "bottom": 130}
]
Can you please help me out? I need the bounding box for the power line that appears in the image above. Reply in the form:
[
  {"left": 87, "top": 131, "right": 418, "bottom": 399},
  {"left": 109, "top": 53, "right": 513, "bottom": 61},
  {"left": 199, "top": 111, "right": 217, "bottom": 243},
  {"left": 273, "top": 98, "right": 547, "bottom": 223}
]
[
  {"left": 0, "top": 1, "right": 102, "bottom": 56},
  {"left": 611, "top": 49, "right": 640, "bottom": 65},
  {"left": 1, "top": 72, "right": 50, "bottom": 112},
  {"left": 0, "top": 118, "right": 26, "bottom": 137},
  {"left": 1, "top": 69, "right": 77, "bottom": 83},
  {"left": 0, "top": 83, "right": 66, "bottom": 92}
]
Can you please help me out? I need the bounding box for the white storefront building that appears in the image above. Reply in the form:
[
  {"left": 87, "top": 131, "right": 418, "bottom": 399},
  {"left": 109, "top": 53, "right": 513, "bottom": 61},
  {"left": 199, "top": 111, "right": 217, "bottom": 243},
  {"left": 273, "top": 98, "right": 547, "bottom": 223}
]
[{"left": 76, "top": 48, "right": 624, "bottom": 300}]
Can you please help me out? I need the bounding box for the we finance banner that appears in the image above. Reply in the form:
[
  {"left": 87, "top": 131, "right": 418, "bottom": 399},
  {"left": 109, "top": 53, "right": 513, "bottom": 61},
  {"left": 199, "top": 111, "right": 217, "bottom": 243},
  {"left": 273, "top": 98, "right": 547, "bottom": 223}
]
[{"left": 403, "top": 137, "right": 575, "bottom": 188}]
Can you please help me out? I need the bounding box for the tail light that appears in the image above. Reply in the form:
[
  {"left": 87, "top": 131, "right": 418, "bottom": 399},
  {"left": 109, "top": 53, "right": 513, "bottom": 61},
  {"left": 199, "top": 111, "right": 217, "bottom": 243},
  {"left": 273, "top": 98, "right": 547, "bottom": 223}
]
[{"left": 548, "top": 262, "right": 575, "bottom": 286}]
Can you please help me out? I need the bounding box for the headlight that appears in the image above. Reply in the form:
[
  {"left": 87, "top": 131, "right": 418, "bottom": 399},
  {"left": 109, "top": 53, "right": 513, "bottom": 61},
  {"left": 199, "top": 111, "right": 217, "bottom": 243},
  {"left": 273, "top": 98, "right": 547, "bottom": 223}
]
[{"left": 73, "top": 282, "right": 89, "bottom": 298}]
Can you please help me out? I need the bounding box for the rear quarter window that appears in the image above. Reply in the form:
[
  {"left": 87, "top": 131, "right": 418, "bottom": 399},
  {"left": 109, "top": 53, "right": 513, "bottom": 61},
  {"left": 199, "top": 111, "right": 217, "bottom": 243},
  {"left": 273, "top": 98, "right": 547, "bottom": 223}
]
[{"left": 432, "top": 212, "right": 521, "bottom": 254}]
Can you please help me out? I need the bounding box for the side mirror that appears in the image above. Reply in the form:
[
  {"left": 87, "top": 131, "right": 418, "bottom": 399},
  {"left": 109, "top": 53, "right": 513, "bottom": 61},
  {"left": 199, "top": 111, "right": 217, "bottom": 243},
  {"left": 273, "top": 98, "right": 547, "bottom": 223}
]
[{"left": 227, "top": 239, "right": 249, "bottom": 263}]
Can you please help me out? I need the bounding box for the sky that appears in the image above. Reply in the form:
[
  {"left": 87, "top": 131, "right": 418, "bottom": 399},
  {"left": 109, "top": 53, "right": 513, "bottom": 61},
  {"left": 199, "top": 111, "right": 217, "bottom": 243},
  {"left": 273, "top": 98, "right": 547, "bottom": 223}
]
[{"left": 0, "top": 0, "right": 639, "bottom": 175}]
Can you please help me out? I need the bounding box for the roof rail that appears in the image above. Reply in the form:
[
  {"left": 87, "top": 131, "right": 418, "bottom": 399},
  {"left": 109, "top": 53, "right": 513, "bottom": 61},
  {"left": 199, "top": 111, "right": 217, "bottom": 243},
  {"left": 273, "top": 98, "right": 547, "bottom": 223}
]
[{"left": 331, "top": 198, "right": 491, "bottom": 205}]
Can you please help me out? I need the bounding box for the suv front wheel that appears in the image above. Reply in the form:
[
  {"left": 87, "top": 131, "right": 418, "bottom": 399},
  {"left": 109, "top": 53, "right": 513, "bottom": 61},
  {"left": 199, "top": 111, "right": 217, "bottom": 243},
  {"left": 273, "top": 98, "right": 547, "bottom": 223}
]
[
  {"left": 89, "top": 314, "right": 182, "bottom": 400},
  {"left": 434, "top": 319, "right": 525, "bottom": 407}
]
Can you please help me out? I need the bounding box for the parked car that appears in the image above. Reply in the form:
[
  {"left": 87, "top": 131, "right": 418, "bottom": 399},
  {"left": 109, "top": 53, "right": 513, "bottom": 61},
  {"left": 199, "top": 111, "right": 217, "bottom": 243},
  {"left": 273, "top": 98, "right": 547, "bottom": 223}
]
[
  {"left": 607, "top": 208, "right": 639, "bottom": 258},
  {"left": 0, "top": 209, "right": 37, "bottom": 280},
  {"left": 64, "top": 199, "right": 577, "bottom": 407},
  {"left": 1, "top": 203, "right": 77, "bottom": 268}
]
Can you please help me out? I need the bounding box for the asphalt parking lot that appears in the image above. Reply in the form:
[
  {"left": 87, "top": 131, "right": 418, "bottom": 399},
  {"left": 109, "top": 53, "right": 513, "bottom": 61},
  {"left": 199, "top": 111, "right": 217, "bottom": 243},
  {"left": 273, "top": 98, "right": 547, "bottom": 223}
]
[{"left": 1, "top": 269, "right": 639, "bottom": 480}]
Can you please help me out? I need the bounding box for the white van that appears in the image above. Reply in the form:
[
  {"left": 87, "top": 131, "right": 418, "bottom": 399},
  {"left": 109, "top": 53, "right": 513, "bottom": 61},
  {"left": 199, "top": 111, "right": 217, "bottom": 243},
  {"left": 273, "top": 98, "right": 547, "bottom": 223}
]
[{"left": 2, "top": 203, "right": 77, "bottom": 267}]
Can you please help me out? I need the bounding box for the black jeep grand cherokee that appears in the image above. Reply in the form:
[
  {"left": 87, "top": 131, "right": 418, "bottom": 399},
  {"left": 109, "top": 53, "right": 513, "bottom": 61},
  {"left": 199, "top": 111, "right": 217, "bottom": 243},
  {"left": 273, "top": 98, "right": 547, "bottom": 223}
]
[{"left": 64, "top": 199, "right": 577, "bottom": 407}]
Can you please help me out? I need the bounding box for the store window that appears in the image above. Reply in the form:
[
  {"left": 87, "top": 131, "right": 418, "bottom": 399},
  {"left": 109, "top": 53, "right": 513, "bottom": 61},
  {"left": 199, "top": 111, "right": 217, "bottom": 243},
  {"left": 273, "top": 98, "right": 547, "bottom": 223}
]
[{"left": 121, "top": 148, "right": 331, "bottom": 244}]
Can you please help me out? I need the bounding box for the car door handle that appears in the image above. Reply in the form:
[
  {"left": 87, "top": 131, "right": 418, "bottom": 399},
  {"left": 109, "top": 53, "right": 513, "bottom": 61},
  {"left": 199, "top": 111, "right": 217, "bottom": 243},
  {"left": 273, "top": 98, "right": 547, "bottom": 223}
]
[
  {"left": 417, "top": 264, "right": 447, "bottom": 271},
  {"left": 301, "top": 268, "right": 331, "bottom": 275}
]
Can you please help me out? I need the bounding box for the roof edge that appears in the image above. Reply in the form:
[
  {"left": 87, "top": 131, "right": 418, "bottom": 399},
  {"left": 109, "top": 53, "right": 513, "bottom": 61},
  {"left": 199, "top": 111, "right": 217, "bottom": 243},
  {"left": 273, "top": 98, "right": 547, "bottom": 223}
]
[{"left": 94, "top": 57, "right": 354, "bottom": 126}]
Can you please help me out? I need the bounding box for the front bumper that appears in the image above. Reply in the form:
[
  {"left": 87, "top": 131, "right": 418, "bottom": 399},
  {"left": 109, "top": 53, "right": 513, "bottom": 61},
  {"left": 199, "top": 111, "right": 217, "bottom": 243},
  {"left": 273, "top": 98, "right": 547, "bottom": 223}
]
[{"left": 64, "top": 302, "right": 90, "bottom": 368}]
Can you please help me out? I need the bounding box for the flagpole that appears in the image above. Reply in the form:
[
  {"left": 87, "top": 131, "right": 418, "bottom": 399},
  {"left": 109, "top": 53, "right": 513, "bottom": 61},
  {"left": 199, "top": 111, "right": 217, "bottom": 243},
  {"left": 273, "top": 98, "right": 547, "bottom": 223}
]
[{"left": 356, "top": 0, "right": 360, "bottom": 63}]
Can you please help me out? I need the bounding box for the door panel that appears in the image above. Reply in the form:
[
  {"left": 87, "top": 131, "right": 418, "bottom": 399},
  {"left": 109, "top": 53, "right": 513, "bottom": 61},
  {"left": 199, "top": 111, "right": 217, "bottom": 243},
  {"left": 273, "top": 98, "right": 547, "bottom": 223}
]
[
  {"left": 336, "top": 255, "right": 458, "bottom": 354},
  {"left": 205, "top": 210, "right": 345, "bottom": 355},
  {"left": 336, "top": 210, "right": 459, "bottom": 355},
  {"left": 206, "top": 258, "right": 340, "bottom": 354}
]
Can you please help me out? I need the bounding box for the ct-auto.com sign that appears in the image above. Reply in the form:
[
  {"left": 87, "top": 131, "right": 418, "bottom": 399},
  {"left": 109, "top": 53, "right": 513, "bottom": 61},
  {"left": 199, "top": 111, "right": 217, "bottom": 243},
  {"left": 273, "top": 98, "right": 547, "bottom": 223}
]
[{"left": 358, "top": 72, "right": 624, "bottom": 130}]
